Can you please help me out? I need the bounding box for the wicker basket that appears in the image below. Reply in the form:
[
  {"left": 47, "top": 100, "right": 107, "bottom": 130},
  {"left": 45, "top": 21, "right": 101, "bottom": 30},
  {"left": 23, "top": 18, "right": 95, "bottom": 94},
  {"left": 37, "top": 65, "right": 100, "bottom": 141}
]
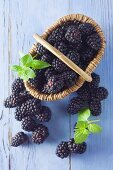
[{"left": 24, "top": 14, "right": 105, "bottom": 101}]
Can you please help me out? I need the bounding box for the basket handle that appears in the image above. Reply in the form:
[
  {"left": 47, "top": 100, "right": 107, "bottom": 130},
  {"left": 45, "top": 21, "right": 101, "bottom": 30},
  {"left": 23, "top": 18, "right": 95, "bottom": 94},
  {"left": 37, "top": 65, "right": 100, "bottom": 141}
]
[{"left": 33, "top": 33, "right": 92, "bottom": 82}]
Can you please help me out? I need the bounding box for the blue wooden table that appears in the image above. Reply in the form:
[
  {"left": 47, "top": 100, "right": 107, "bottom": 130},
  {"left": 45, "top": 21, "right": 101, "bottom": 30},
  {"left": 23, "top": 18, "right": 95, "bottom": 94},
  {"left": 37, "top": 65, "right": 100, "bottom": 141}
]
[{"left": 0, "top": 0, "right": 113, "bottom": 169}]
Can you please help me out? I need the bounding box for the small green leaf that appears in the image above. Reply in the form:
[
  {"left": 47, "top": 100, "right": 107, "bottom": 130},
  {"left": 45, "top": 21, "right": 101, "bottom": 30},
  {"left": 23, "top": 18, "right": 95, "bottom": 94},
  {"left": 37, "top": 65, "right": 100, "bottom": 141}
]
[
  {"left": 88, "top": 124, "right": 102, "bottom": 134},
  {"left": 31, "top": 60, "right": 51, "bottom": 69},
  {"left": 76, "top": 121, "right": 88, "bottom": 129},
  {"left": 11, "top": 65, "right": 23, "bottom": 72},
  {"left": 18, "top": 67, "right": 36, "bottom": 81},
  {"left": 74, "top": 129, "right": 89, "bottom": 144},
  {"left": 78, "top": 108, "right": 91, "bottom": 121},
  {"left": 20, "top": 54, "right": 33, "bottom": 67}
]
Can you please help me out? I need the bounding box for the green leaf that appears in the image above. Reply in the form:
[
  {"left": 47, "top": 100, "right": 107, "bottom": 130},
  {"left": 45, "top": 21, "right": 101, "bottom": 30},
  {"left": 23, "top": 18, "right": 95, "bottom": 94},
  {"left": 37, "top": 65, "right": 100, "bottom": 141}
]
[
  {"left": 88, "top": 124, "right": 102, "bottom": 134},
  {"left": 19, "top": 51, "right": 25, "bottom": 58},
  {"left": 78, "top": 108, "right": 91, "bottom": 121},
  {"left": 76, "top": 121, "right": 88, "bottom": 129},
  {"left": 11, "top": 65, "right": 23, "bottom": 72},
  {"left": 20, "top": 54, "right": 33, "bottom": 67},
  {"left": 31, "top": 60, "right": 51, "bottom": 69},
  {"left": 74, "top": 129, "right": 89, "bottom": 144}
]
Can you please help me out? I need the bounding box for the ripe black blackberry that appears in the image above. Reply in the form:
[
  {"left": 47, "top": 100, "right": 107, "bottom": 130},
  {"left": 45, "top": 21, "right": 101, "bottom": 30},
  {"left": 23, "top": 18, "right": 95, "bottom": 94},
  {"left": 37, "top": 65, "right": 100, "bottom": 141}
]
[
  {"left": 35, "top": 106, "right": 51, "bottom": 122},
  {"left": 40, "top": 53, "right": 54, "bottom": 63},
  {"left": 87, "top": 33, "right": 102, "bottom": 51},
  {"left": 69, "top": 41, "right": 82, "bottom": 51},
  {"left": 20, "top": 90, "right": 33, "bottom": 101},
  {"left": 67, "top": 50, "right": 80, "bottom": 65},
  {"left": 68, "top": 138, "right": 77, "bottom": 153},
  {"left": 75, "top": 142, "right": 87, "bottom": 154},
  {"left": 61, "top": 70, "right": 77, "bottom": 82},
  {"left": 4, "top": 93, "right": 22, "bottom": 108},
  {"left": 43, "top": 75, "right": 64, "bottom": 94},
  {"left": 67, "top": 97, "right": 88, "bottom": 114},
  {"left": 78, "top": 23, "right": 95, "bottom": 35},
  {"left": 88, "top": 73, "right": 100, "bottom": 88},
  {"left": 11, "top": 78, "right": 25, "bottom": 94},
  {"left": 77, "top": 85, "right": 90, "bottom": 100},
  {"left": 36, "top": 43, "right": 47, "bottom": 55},
  {"left": 54, "top": 42, "right": 68, "bottom": 55},
  {"left": 91, "top": 87, "right": 108, "bottom": 101},
  {"left": 21, "top": 116, "right": 37, "bottom": 132},
  {"left": 32, "top": 124, "right": 49, "bottom": 144},
  {"left": 65, "top": 25, "right": 82, "bottom": 44},
  {"left": 47, "top": 27, "right": 65, "bottom": 44},
  {"left": 52, "top": 58, "right": 68, "bottom": 72},
  {"left": 89, "top": 100, "right": 101, "bottom": 116},
  {"left": 44, "top": 67, "right": 57, "bottom": 80},
  {"left": 56, "top": 141, "right": 70, "bottom": 159},
  {"left": 80, "top": 47, "right": 95, "bottom": 63},
  {"left": 11, "top": 132, "right": 28, "bottom": 147}
]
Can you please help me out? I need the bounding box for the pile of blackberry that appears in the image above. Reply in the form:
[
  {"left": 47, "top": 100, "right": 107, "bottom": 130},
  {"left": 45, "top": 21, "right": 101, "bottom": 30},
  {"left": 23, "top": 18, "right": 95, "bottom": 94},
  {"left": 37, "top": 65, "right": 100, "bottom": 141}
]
[
  {"left": 31, "top": 20, "right": 102, "bottom": 94},
  {"left": 67, "top": 73, "right": 108, "bottom": 116},
  {"left": 56, "top": 138, "right": 87, "bottom": 159},
  {"left": 4, "top": 78, "right": 52, "bottom": 147}
]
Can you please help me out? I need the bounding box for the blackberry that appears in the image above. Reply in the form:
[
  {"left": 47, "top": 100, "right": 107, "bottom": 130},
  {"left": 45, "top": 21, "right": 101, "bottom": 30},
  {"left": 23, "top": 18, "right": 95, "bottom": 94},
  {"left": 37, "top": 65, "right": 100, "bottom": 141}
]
[
  {"left": 67, "top": 97, "right": 88, "bottom": 114},
  {"left": 52, "top": 58, "right": 68, "bottom": 72},
  {"left": 80, "top": 48, "right": 95, "bottom": 63},
  {"left": 54, "top": 42, "right": 68, "bottom": 55},
  {"left": 47, "top": 27, "right": 65, "bottom": 44},
  {"left": 88, "top": 73, "right": 100, "bottom": 88},
  {"left": 43, "top": 75, "right": 64, "bottom": 94},
  {"left": 44, "top": 67, "right": 57, "bottom": 80},
  {"left": 78, "top": 23, "right": 95, "bottom": 35},
  {"left": 36, "top": 43, "right": 47, "bottom": 55},
  {"left": 67, "top": 50, "right": 80, "bottom": 65},
  {"left": 68, "top": 138, "right": 77, "bottom": 153},
  {"left": 75, "top": 142, "right": 87, "bottom": 154},
  {"left": 11, "top": 132, "right": 28, "bottom": 147},
  {"left": 69, "top": 42, "right": 82, "bottom": 51},
  {"left": 4, "top": 93, "right": 22, "bottom": 108},
  {"left": 89, "top": 100, "right": 101, "bottom": 116},
  {"left": 40, "top": 53, "right": 54, "bottom": 63},
  {"left": 77, "top": 85, "right": 90, "bottom": 100},
  {"left": 11, "top": 78, "right": 25, "bottom": 94},
  {"left": 91, "top": 87, "right": 108, "bottom": 101},
  {"left": 32, "top": 124, "right": 49, "bottom": 144},
  {"left": 20, "top": 90, "right": 33, "bottom": 101},
  {"left": 21, "top": 116, "right": 37, "bottom": 132},
  {"left": 56, "top": 141, "right": 70, "bottom": 159},
  {"left": 35, "top": 106, "right": 51, "bottom": 122},
  {"left": 65, "top": 26, "right": 82, "bottom": 44},
  {"left": 87, "top": 33, "right": 101, "bottom": 51}
]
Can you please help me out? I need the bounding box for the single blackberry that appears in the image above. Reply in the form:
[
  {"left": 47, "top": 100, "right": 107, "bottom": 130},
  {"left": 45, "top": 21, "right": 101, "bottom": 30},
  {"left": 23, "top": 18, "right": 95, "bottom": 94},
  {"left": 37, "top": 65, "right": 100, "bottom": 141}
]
[
  {"left": 87, "top": 33, "right": 102, "bottom": 51},
  {"left": 44, "top": 67, "right": 57, "bottom": 80},
  {"left": 47, "top": 27, "right": 65, "bottom": 44},
  {"left": 67, "top": 50, "right": 80, "bottom": 65},
  {"left": 68, "top": 138, "right": 77, "bottom": 153},
  {"left": 69, "top": 42, "right": 82, "bottom": 51},
  {"left": 89, "top": 100, "right": 101, "bottom": 116},
  {"left": 35, "top": 106, "right": 51, "bottom": 122},
  {"left": 11, "top": 132, "right": 28, "bottom": 147},
  {"left": 52, "top": 58, "right": 68, "bottom": 72},
  {"left": 4, "top": 93, "right": 22, "bottom": 108},
  {"left": 21, "top": 116, "right": 37, "bottom": 132},
  {"left": 77, "top": 85, "right": 90, "bottom": 100},
  {"left": 88, "top": 73, "right": 100, "bottom": 88},
  {"left": 61, "top": 71, "right": 77, "bottom": 82},
  {"left": 67, "top": 97, "right": 88, "bottom": 114},
  {"left": 11, "top": 78, "right": 25, "bottom": 94},
  {"left": 40, "top": 53, "right": 54, "bottom": 63},
  {"left": 43, "top": 75, "right": 64, "bottom": 94},
  {"left": 91, "top": 87, "right": 108, "bottom": 101},
  {"left": 78, "top": 23, "right": 95, "bottom": 35},
  {"left": 80, "top": 48, "right": 95, "bottom": 63},
  {"left": 36, "top": 43, "right": 47, "bottom": 55},
  {"left": 32, "top": 124, "right": 49, "bottom": 144},
  {"left": 75, "top": 142, "right": 87, "bottom": 154},
  {"left": 56, "top": 141, "right": 70, "bottom": 159},
  {"left": 65, "top": 26, "right": 82, "bottom": 44},
  {"left": 54, "top": 42, "right": 68, "bottom": 55}
]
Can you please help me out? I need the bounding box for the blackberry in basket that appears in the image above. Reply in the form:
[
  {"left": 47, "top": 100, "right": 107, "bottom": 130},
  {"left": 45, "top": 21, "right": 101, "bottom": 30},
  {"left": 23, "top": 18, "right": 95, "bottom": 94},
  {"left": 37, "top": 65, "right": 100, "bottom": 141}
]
[
  {"left": 54, "top": 41, "right": 68, "bottom": 55},
  {"left": 44, "top": 67, "right": 57, "bottom": 80},
  {"left": 11, "top": 132, "right": 28, "bottom": 147},
  {"left": 67, "top": 50, "right": 80, "bottom": 65},
  {"left": 36, "top": 43, "right": 47, "bottom": 55},
  {"left": 52, "top": 58, "right": 68, "bottom": 72},
  {"left": 78, "top": 23, "right": 95, "bottom": 36}
]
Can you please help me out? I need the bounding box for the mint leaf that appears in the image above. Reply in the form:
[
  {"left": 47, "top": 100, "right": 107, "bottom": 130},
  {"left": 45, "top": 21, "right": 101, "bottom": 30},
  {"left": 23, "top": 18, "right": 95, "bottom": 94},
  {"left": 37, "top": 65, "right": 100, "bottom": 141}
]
[
  {"left": 74, "top": 129, "right": 89, "bottom": 144},
  {"left": 78, "top": 108, "right": 90, "bottom": 121},
  {"left": 20, "top": 54, "right": 33, "bottom": 67},
  {"left": 76, "top": 121, "right": 88, "bottom": 129},
  {"left": 11, "top": 65, "right": 23, "bottom": 72},
  {"left": 31, "top": 60, "right": 51, "bottom": 69},
  {"left": 18, "top": 67, "right": 36, "bottom": 81},
  {"left": 88, "top": 124, "right": 102, "bottom": 134}
]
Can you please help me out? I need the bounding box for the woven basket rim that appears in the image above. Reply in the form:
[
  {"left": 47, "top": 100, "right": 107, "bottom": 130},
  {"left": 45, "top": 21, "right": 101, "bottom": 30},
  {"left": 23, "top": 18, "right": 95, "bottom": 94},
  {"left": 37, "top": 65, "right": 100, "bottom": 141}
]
[{"left": 24, "top": 14, "right": 106, "bottom": 101}]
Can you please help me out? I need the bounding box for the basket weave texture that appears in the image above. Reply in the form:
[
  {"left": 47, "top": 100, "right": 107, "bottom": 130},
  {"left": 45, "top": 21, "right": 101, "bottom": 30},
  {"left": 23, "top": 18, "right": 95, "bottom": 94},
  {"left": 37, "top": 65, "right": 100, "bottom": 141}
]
[{"left": 24, "top": 14, "right": 105, "bottom": 101}]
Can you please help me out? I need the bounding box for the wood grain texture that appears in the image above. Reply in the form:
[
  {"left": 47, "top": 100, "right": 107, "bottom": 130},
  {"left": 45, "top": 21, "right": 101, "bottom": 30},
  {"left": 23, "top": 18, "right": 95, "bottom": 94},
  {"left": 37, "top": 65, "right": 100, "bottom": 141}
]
[{"left": 0, "top": 0, "right": 113, "bottom": 170}]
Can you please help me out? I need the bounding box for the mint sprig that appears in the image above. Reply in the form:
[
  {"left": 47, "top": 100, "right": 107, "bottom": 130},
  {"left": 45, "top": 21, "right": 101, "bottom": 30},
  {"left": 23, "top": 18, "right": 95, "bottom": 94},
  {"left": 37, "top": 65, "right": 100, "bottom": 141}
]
[
  {"left": 11, "top": 52, "right": 51, "bottom": 81},
  {"left": 74, "top": 108, "right": 102, "bottom": 144}
]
